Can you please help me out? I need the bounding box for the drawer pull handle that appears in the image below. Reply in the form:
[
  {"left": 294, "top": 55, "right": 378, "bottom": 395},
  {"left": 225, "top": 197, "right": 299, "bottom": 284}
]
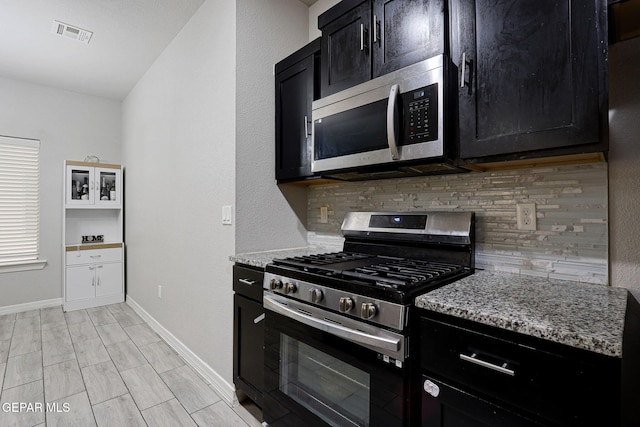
[
  {"left": 460, "top": 353, "right": 515, "bottom": 376},
  {"left": 253, "top": 313, "right": 265, "bottom": 324},
  {"left": 90, "top": 255, "right": 102, "bottom": 259},
  {"left": 238, "top": 278, "right": 256, "bottom": 286}
]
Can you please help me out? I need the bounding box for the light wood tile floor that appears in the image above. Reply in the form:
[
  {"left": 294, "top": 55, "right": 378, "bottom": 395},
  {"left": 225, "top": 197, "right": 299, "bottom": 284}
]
[{"left": 0, "top": 304, "right": 263, "bottom": 427}]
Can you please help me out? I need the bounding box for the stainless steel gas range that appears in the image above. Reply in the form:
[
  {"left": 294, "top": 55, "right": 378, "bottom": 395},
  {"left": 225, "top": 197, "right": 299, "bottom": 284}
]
[{"left": 262, "top": 211, "right": 475, "bottom": 427}]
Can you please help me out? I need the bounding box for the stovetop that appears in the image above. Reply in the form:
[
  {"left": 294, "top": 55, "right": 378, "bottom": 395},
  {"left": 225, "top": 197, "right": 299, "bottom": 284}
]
[
  {"left": 266, "top": 251, "right": 471, "bottom": 304},
  {"left": 264, "top": 211, "right": 475, "bottom": 305}
]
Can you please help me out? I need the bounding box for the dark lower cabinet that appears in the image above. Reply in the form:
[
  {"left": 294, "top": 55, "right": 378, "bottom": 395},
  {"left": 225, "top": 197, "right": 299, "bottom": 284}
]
[
  {"left": 419, "top": 312, "right": 631, "bottom": 426},
  {"left": 421, "top": 376, "right": 541, "bottom": 427},
  {"left": 275, "top": 38, "right": 321, "bottom": 183},
  {"left": 451, "top": 0, "right": 609, "bottom": 162},
  {"left": 233, "top": 264, "right": 265, "bottom": 406}
]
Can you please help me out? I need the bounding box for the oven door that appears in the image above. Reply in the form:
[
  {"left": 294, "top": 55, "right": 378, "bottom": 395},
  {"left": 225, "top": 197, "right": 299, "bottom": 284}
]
[{"left": 263, "top": 294, "right": 413, "bottom": 427}]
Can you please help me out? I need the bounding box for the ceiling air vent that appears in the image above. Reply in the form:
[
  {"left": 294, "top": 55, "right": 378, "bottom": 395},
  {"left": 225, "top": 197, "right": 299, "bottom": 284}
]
[{"left": 51, "top": 20, "right": 93, "bottom": 44}]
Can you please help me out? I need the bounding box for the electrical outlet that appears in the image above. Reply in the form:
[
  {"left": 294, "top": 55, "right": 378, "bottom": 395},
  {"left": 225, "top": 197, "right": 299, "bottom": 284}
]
[
  {"left": 516, "top": 203, "right": 537, "bottom": 231},
  {"left": 320, "top": 206, "right": 328, "bottom": 223},
  {"left": 158, "top": 285, "right": 162, "bottom": 299}
]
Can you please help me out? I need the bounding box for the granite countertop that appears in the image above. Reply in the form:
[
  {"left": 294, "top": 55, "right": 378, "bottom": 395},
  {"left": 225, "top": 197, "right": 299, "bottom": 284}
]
[
  {"left": 415, "top": 270, "right": 629, "bottom": 358},
  {"left": 229, "top": 245, "right": 341, "bottom": 269}
]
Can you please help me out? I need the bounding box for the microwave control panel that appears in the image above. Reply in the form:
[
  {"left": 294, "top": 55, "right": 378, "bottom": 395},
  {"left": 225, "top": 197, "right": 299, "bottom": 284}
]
[{"left": 403, "top": 84, "right": 438, "bottom": 145}]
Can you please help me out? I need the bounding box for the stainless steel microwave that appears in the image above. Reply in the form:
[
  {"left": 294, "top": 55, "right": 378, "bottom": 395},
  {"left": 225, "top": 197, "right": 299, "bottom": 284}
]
[{"left": 312, "top": 55, "right": 458, "bottom": 178}]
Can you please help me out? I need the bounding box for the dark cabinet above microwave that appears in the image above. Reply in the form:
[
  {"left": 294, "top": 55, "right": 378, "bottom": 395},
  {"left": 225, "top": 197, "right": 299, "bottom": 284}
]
[
  {"left": 275, "top": 39, "right": 321, "bottom": 183},
  {"left": 452, "top": 0, "right": 609, "bottom": 166},
  {"left": 318, "top": 0, "right": 446, "bottom": 98}
]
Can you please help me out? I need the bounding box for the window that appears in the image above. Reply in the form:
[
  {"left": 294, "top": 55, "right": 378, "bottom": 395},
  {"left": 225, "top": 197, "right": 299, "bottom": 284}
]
[{"left": 0, "top": 135, "right": 45, "bottom": 272}]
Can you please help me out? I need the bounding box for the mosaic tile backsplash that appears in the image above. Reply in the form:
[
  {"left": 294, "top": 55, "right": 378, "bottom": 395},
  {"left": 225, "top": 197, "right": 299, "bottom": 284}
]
[{"left": 307, "top": 163, "right": 608, "bottom": 284}]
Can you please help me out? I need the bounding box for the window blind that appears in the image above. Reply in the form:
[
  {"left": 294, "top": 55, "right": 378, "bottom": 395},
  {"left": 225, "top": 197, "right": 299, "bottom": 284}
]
[{"left": 0, "top": 136, "right": 40, "bottom": 265}]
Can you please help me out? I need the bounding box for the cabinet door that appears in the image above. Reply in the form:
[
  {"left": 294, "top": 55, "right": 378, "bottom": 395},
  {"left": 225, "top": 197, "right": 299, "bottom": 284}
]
[
  {"left": 453, "top": 0, "right": 605, "bottom": 160},
  {"left": 275, "top": 56, "right": 315, "bottom": 182},
  {"left": 320, "top": 0, "right": 372, "bottom": 97},
  {"left": 372, "top": 0, "right": 445, "bottom": 78},
  {"left": 233, "top": 294, "right": 264, "bottom": 406},
  {"left": 66, "top": 265, "right": 96, "bottom": 301},
  {"left": 95, "top": 167, "right": 122, "bottom": 207},
  {"left": 66, "top": 166, "right": 95, "bottom": 206},
  {"left": 95, "top": 262, "right": 123, "bottom": 297},
  {"left": 421, "top": 376, "right": 541, "bottom": 427}
]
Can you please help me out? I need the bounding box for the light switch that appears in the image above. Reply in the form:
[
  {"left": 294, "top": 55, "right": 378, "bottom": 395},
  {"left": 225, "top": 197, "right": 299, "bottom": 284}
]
[{"left": 222, "top": 205, "right": 233, "bottom": 225}]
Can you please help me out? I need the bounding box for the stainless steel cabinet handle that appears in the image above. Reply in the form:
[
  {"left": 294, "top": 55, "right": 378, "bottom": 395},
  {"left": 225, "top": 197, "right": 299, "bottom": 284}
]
[
  {"left": 373, "top": 15, "right": 379, "bottom": 43},
  {"left": 238, "top": 278, "right": 255, "bottom": 286},
  {"left": 460, "top": 353, "right": 515, "bottom": 376},
  {"left": 386, "top": 84, "right": 400, "bottom": 160},
  {"left": 304, "top": 115, "right": 309, "bottom": 137},
  {"left": 253, "top": 313, "right": 265, "bottom": 324},
  {"left": 460, "top": 52, "right": 467, "bottom": 88},
  {"left": 360, "top": 24, "right": 369, "bottom": 52},
  {"left": 90, "top": 255, "right": 102, "bottom": 259}
]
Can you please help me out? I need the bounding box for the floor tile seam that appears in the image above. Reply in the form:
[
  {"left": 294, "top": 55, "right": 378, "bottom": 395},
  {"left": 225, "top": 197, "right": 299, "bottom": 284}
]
[
  {"left": 0, "top": 377, "right": 43, "bottom": 396},
  {"left": 79, "top": 355, "right": 131, "bottom": 408},
  {"left": 43, "top": 358, "right": 86, "bottom": 404},
  {"left": 80, "top": 357, "right": 133, "bottom": 426}
]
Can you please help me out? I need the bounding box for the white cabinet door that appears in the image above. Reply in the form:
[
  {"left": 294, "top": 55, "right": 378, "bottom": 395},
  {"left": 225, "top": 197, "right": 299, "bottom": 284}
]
[
  {"left": 66, "top": 265, "right": 96, "bottom": 301},
  {"left": 95, "top": 262, "right": 123, "bottom": 297},
  {"left": 95, "top": 167, "right": 122, "bottom": 208},
  {"left": 65, "top": 163, "right": 122, "bottom": 208},
  {"left": 66, "top": 165, "right": 95, "bottom": 206}
]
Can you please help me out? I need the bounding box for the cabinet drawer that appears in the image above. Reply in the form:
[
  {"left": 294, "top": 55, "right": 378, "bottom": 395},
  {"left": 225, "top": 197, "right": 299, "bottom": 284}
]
[
  {"left": 233, "top": 264, "right": 264, "bottom": 302},
  {"left": 420, "top": 317, "right": 618, "bottom": 426},
  {"left": 66, "top": 246, "right": 122, "bottom": 266}
]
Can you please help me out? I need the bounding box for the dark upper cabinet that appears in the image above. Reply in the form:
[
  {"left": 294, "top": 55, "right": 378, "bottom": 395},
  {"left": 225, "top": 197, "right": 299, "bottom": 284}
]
[
  {"left": 275, "top": 39, "right": 320, "bottom": 182},
  {"left": 372, "top": 0, "right": 446, "bottom": 77},
  {"left": 452, "top": 0, "right": 609, "bottom": 162},
  {"left": 319, "top": 0, "right": 445, "bottom": 97}
]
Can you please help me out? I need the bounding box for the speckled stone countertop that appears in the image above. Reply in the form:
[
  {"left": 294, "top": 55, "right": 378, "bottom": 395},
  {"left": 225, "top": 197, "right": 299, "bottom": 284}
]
[
  {"left": 229, "top": 245, "right": 341, "bottom": 269},
  {"left": 415, "top": 270, "right": 629, "bottom": 358}
]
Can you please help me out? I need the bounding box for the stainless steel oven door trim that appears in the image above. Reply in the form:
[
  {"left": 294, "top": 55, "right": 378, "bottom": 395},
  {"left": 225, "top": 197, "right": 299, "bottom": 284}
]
[
  {"left": 264, "top": 293, "right": 406, "bottom": 361},
  {"left": 311, "top": 55, "right": 445, "bottom": 173}
]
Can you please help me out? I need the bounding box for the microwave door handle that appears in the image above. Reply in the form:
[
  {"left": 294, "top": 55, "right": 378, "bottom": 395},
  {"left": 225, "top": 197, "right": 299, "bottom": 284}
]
[{"left": 386, "top": 84, "right": 400, "bottom": 160}]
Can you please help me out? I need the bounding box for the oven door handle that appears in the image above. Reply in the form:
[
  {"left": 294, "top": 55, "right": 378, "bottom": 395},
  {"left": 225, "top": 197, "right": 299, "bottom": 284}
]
[{"left": 264, "top": 294, "right": 401, "bottom": 352}]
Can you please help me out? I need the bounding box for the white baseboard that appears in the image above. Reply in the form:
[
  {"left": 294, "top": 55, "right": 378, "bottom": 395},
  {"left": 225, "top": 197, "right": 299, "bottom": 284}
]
[
  {"left": 126, "top": 296, "right": 239, "bottom": 407},
  {"left": 0, "top": 297, "right": 63, "bottom": 316}
]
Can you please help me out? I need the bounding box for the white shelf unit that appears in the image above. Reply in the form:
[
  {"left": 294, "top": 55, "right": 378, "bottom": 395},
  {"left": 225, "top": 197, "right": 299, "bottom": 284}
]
[{"left": 62, "top": 160, "right": 124, "bottom": 311}]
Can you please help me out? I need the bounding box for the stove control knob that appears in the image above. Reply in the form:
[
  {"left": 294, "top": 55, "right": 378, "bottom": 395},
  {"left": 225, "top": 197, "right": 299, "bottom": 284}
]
[
  {"left": 361, "top": 302, "right": 377, "bottom": 320},
  {"left": 310, "top": 288, "right": 324, "bottom": 303},
  {"left": 339, "top": 297, "right": 354, "bottom": 313},
  {"left": 284, "top": 282, "right": 297, "bottom": 294},
  {"left": 269, "top": 278, "right": 283, "bottom": 290}
]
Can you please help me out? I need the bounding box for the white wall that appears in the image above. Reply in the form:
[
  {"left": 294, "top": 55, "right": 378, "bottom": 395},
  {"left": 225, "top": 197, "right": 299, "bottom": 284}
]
[
  {"left": 0, "top": 77, "right": 121, "bottom": 307},
  {"left": 122, "top": 0, "right": 236, "bottom": 390},
  {"left": 609, "top": 36, "right": 640, "bottom": 297},
  {"left": 235, "top": 0, "right": 310, "bottom": 253},
  {"left": 309, "top": 0, "right": 341, "bottom": 41}
]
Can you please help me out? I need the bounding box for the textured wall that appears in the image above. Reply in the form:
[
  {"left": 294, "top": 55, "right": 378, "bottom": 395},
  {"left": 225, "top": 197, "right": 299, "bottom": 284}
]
[
  {"left": 308, "top": 163, "right": 608, "bottom": 284},
  {"left": 122, "top": 0, "right": 236, "bottom": 387},
  {"left": 235, "top": 0, "right": 310, "bottom": 253}
]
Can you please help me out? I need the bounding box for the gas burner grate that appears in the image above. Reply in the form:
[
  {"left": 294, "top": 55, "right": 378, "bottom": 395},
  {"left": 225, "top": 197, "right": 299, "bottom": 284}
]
[
  {"left": 280, "top": 252, "right": 371, "bottom": 266},
  {"left": 341, "top": 260, "right": 463, "bottom": 287}
]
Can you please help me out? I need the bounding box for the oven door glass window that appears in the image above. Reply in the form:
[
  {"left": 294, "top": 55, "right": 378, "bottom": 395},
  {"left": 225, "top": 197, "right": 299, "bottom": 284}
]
[{"left": 280, "top": 333, "right": 371, "bottom": 427}]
